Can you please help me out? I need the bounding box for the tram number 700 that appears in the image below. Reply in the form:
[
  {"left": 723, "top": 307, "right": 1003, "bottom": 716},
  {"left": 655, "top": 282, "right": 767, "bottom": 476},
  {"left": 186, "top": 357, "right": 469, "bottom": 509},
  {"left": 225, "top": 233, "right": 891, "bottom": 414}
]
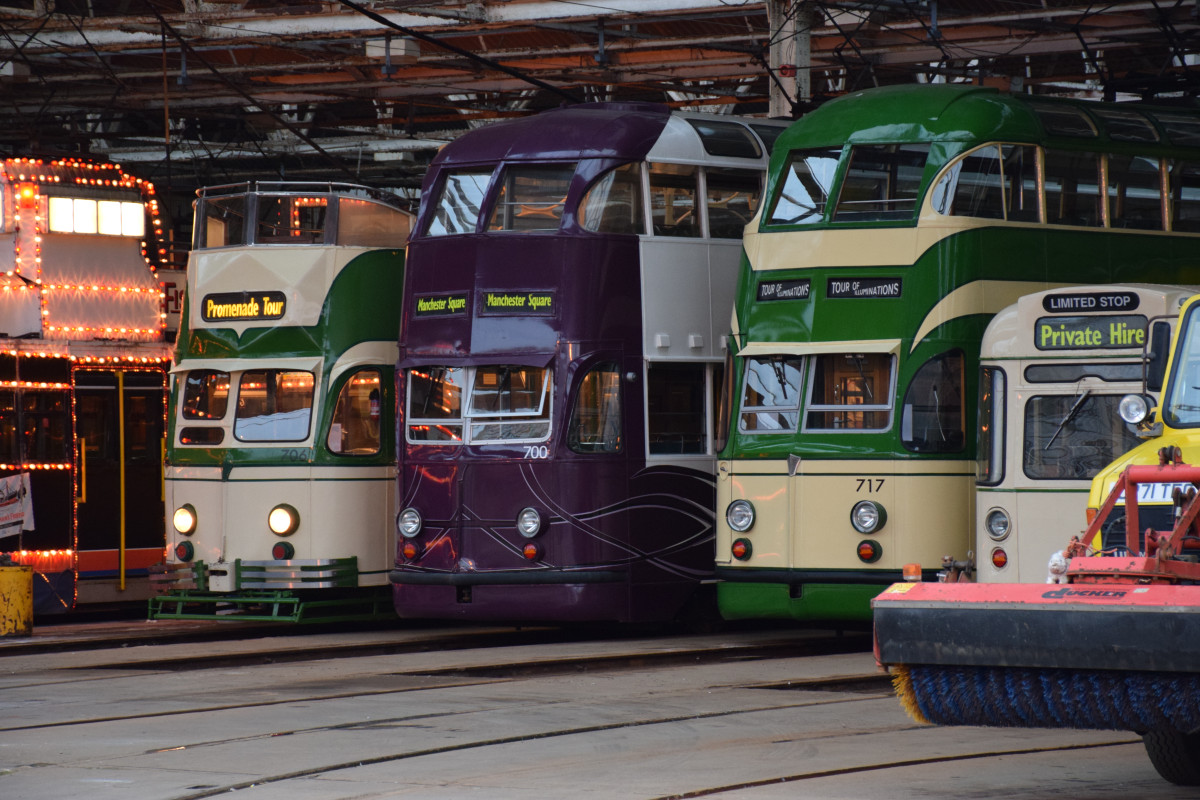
[
  {"left": 523, "top": 445, "right": 550, "bottom": 459},
  {"left": 856, "top": 478, "right": 885, "bottom": 493}
]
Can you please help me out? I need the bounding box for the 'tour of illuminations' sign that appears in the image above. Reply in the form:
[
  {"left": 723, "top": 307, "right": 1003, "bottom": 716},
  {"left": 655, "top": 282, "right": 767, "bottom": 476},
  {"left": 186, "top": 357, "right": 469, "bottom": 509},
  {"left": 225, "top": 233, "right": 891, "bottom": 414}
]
[
  {"left": 826, "top": 277, "right": 902, "bottom": 299},
  {"left": 415, "top": 293, "right": 468, "bottom": 317},
  {"left": 202, "top": 291, "right": 286, "bottom": 322},
  {"left": 757, "top": 279, "right": 811, "bottom": 301},
  {"left": 480, "top": 290, "right": 555, "bottom": 315},
  {"left": 1035, "top": 314, "right": 1148, "bottom": 350}
]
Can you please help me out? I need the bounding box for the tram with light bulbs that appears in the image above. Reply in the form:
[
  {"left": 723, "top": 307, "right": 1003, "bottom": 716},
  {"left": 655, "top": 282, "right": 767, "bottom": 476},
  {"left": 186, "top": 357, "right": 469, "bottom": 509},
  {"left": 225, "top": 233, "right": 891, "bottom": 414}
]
[
  {"left": 153, "top": 181, "right": 411, "bottom": 621},
  {"left": 0, "top": 157, "right": 172, "bottom": 613},
  {"left": 391, "top": 102, "right": 784, "bottom": 623}
]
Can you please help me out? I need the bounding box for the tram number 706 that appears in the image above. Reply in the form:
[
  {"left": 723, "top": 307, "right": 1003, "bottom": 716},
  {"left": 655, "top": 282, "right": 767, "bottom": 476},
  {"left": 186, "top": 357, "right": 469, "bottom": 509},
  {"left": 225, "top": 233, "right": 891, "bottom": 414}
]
[{"left": 856, "top": 478, "right": 885, "bottom": 493}]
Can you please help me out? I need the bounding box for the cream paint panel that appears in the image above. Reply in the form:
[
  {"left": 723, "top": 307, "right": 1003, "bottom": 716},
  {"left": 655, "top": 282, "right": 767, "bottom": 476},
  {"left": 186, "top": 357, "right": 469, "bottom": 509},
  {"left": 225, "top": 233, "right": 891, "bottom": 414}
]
[
  {"left": 797, "top": 470, "right": 973, "bottom": 571},
  {"left": 165, "top": 466, "right": 225, "bottom": 568},
  {"left": 976, "top": 489, "right": 1089, "bottom": 584},
  {"left": 726, "top": 458, "right": 972, "bottom": 476},
  {"left": 189, "top": 245, "right": 367, "bottom": 335},
  {"left": 744, "top": 227, "right": 922, "bottom": 271},
  {"left": 716, "top": 473, "right": 792, "bottom": 569},
  {"left": 328, "top": 340, "right": 400, "bottom": 386}
]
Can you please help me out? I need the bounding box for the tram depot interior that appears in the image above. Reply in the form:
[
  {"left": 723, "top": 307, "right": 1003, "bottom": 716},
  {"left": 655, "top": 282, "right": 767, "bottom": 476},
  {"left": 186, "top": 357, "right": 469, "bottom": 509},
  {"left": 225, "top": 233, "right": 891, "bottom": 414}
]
[{"left": 5, "top": 2, "right": 1200, "bottom": 610}]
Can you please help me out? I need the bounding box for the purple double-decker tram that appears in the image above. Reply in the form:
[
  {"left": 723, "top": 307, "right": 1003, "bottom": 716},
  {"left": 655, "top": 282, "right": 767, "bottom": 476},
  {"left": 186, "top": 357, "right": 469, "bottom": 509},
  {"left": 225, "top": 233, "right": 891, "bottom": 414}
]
[{"left": 391, "top": 103, "right": 784, "bottom": 623}]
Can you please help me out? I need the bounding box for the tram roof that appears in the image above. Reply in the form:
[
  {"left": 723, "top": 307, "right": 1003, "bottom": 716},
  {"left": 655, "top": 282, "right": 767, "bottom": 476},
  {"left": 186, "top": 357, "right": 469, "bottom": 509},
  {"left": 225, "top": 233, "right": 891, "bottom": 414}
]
[
  {"left": 773, "top": 83, "right": 1200, "bottom": 151},
  {"left": 429, "top": 102, "right": 675, "bottom": 169}
]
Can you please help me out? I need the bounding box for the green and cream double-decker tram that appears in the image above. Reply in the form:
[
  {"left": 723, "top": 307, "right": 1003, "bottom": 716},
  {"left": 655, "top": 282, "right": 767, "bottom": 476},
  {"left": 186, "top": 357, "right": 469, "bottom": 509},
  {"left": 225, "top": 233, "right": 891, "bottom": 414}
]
[
  {"left": 717, "top": 84, "right": 1200, "bottom": 622},
  {"left": 154, "top": 182, "right": 411, "bottom": 621}
]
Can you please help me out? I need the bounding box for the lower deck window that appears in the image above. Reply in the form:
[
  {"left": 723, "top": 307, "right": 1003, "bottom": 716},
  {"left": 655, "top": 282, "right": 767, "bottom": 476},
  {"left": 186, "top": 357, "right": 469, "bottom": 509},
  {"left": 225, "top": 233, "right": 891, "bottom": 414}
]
[
  {"left": 568, "top": 362, "right": 621, "bottom": 454},
  {"left": 327, "top": 369, "right": 382, "bottom": 455},
  {"left": 648, "top": 363, "right": 718, "bottom": 454}
]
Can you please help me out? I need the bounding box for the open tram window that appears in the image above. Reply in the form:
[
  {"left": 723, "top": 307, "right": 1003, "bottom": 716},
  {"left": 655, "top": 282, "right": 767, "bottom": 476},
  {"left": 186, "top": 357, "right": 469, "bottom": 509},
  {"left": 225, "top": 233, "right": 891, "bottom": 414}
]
[
  {"left": 739, "top": 356, "right": 803, "bottom": 433},
  {"left": 488, "top": 164, "right": 576, "bottom": 233},
  {"left": 931, "top": 144, "right": 1038, "bottom": 222},
  {"left": 648, "top": 363, "right": 708, "bottom": 455},
  {"left": 327, "top": 369, "right": 382, "bottom": 455},
  {"left": 424, "top": 168, "right": 493, "bottom": 237},
  {"left": 467, "top": 365, "right": 551, "bottom": 443},
  {"left": 705, "top": 168, "right": 762, "bottom": 239},
  {"left": 1107, "top": 155, "right": 1164, "bottom": 230},
  {"left": 1024, "top": 394, "right": 1139, "bottom": 480},
  {"left": 803, "top": 353, "right": 894, "bottom": 431},
  {"left": 766, "top": 147, "right": 840, "bottom": 226},
  {"left": 832, "top": 143, "right": 930, "bottom": 222},
  {"left": 568, "top": 362, "right": 622, "bottom": 454},
  {"left": 406, "top": 366, "right": 464, "bottom": 443},
  {"left": 1168, "top": 160, "right": 1200, "bottom": 233},
  {"left": 648, "top": 163, "right": 700, "bottom": 237},
  {"left": 901, "top": 350, "right": 965, "bottom": 453},
  {"left": 198, "top": 194, "right": 247, "bottom": 248},
  {"left": 1044, "top": 149, "right": 1102, "bottom": 227},
  {"left": 256, "top": 195, "right": 326, "bottom": 244},
  {"left": 234, "top": 370, "right": 314, "bottom": 442},
  {"left": 977, "top": 366, "right": 1005, "bottom": 486},
  {"left": 579, "top": 163, "right": 644, "bottom": 234}
]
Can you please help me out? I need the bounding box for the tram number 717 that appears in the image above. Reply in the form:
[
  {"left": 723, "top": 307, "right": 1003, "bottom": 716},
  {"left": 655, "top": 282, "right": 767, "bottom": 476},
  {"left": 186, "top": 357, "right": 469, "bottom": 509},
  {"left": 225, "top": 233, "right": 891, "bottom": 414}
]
[{"left": 856, "top": 478, "right": 885, "bottom": 493}]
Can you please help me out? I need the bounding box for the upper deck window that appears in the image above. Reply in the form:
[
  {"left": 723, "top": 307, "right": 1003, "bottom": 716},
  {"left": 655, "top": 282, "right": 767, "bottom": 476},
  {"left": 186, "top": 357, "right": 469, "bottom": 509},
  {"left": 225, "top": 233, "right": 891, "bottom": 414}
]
[
  {"left": 199, "top": 194, "right": 246, "bottom": 248},
  {"left": 338, "top": 197, "right": 412, "bottom": 247},
  {"left": 931, "top": 144, "right": 1039, "bottom": 222},
  {"left": 424, "top": 168, "right": 493, "bottom": 236},
  {"left": 749, "top": 123, "right": 784, "bottom": 155},
  {"left": 48, "top": 197, "right": 144, "bottom": 237},
  {"left": 765, "top": 147, "right": 840, "bottom": 225},
  {"left": 1044, "top": 149, "right": 1103, "bottom": 227},
  {"left": 706, "top": 168, "right": 762, "bottom": 239},
  {"left": 685, "top": 119, "right": 763, "bottom": 159},
  {"left": 1108, "top": 154, "right": 1164, "bottom": 230},
  {"left": 487, "top": 164, "right": 575, "bottom": 233},
  {"left": 579, "top": 163, "right": 644, "bottom": 235},
  {"left": 649, "top": 162, "right": 700, "bottom": 237},
  {"left": 1030, "top": 103, "right": 1097, "bottom": 138},
  {"left": 257, "top": 195, "right": 326, "bottom": 244},
  {"left": 1157, "top": 114, "right": 1200, "bottom": 147},
  {"left": 1093, "top": 108, "right": 1159, "bottom": 143},
  {"left": 832, "top": 144, "right": 930, "bottom": 222},
  {"left": 1170, "top": 160, "right": 1200, "bottom": 232}
]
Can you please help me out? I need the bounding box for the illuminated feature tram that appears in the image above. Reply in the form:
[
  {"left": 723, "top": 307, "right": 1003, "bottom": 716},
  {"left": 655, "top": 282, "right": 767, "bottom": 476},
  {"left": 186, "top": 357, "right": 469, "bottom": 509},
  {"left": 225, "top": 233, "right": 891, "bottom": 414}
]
[
  {"left": 392, "top": 103, "right": 784, "bottom": 623},
  {"left": 0, "top": 157, "right": 170, "bottom": 613},
  {"left": 717, "top": 84, "right": 1200, "bottom": 623},
  {"left": 154, "top": 182, "right": 411, "bottom": 621}
]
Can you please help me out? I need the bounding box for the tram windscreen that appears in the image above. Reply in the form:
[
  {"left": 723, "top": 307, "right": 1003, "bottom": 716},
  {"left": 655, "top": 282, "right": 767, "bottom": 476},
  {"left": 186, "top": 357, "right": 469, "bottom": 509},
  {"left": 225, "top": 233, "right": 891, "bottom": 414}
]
[
  {"left": 803, "top": 353, "right": 893, "bottom": 431},
  {"left": 1164, "top": 306, "right": 1200, "bottom": 428},
  {"left": 467, "top": 366, "right": 551, "bottom": 443},
  {"left": 739, "top": 356, "right": 803, "bottom": 433},
  {"left": 1023, "top": 394, "right": 1140, "bottom": 480},
  {"left": 233, "top": 370, "right": 314, "bottom": 442},
  {"left": 765, "top": 147, "right": 840, "bottom": 225},
  {"left": 407, "top": 366, "right": 464, "bottom": 442},
  {"left": 181, "top": 370, "right": 229, "bottom": 420}
]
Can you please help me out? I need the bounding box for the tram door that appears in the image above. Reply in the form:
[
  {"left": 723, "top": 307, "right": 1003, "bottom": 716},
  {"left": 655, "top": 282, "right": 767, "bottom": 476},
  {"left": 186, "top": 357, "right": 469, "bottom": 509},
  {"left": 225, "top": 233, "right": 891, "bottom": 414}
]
[{"left": 73, "top": 369, "right": 167, "bottom": 602}]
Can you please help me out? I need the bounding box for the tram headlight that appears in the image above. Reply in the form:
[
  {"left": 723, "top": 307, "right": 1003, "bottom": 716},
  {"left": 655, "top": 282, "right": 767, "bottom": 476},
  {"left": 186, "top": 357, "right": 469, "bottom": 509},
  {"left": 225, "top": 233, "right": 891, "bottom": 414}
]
[
  {"left": 726, "top": 500, "right": 755, "bottom": 532},
  {"left": 1119, "top": 393, "right": 1151, "bottom": 424},
  {"left": 985, "top": 508, "right": 1011, "bottom": 541},
  {"left": 267, "top": 504, "right": 300, "bottom": 536},
  {"left": 398, "top": 507, "right": 423, "bottom": 538},
  {"left": 850, "top": 500, "right": 887, "bottom": 534},
  {"left": 516, "top": 507, "right": 544, "bottom": 538},
  {"left": 172, "top": 504, "right": 197, "bottom": 536}
]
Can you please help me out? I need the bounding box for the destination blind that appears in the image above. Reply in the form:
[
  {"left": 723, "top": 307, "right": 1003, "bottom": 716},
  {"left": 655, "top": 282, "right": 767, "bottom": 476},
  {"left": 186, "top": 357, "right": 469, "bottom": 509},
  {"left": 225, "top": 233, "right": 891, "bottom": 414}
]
[{"left": 1034, "top": 314, "right": 1147, "bottom": 350}]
